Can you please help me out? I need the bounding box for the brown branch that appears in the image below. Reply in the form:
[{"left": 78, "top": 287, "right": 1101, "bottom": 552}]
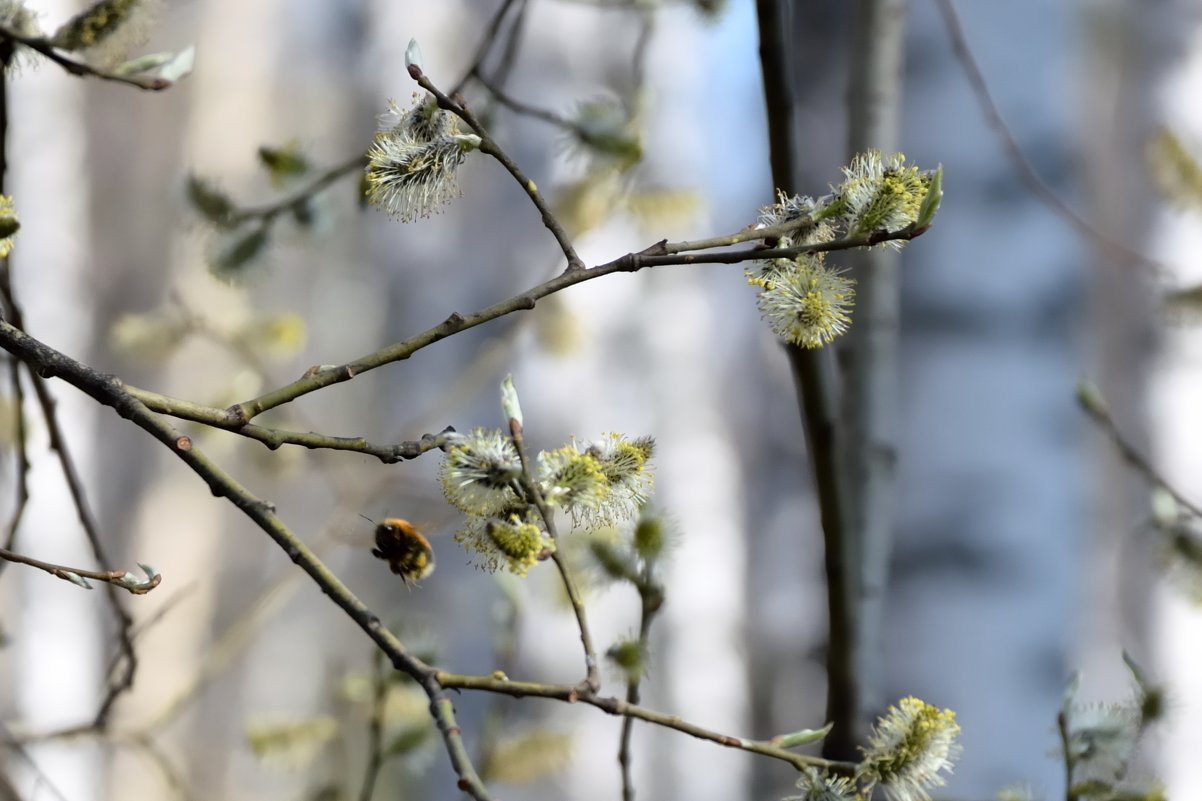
[
  {"left": 230, "top": 224, "right": 926, "bottom": 423},
  {"left": 229, "top": 154, "right": 368, "bottom": 225},
  {"left": 410, "top": 65, "right": 586, "bottom": 271},
  {"left": 0, "top": 319, "right": 497, "bottom": 801},
  {"left": 0, "top": 27, "right": 173, "bottom": 91},
  {"left": 509, "top": 415, "right": 599, "bottom": 691},
  {"left": 0, "top": 545, "right": 160, "bottom": 593},
  {"left": 435, "top": 670, "right": 853, "bottom": 774},
  {"left": 0, "top": 352, "right": 29, "bottom": 571}
]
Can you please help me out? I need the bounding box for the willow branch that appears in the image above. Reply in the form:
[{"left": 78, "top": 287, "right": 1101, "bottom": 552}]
[
  {"left": 229, "top": 224, "right": 925, "bottom": 423},
  {"left": 0, "top": 321, "right": 497, "bottom": 801},
  {"left": 932, "top": 0, "right": 1164, "bottom": 275},
  {"left": 436, "top": 670, "right": 853, "bottom": 774},
  {"left": 0, "top": 545, "right": 160, "bottom": 593},
  {"left": 410, "top": 65, "right": 586, "bottom": 271},
  {"left": 0, "top": 27, "right": 173, "bottom": 91},
  {"left": 509, "top": 416, "right": 599, "bottom": 691}
]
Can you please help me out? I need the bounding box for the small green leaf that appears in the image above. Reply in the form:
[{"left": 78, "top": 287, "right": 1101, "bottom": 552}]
[
  {"left": 210, "top": 226, "right": 269, "bottom": 280},
  {"left": 186, "top": 175, "right": 236, "bottom": 228},
  {"left": 914, "top": 164, "right": 943, "bottom": 229},
  {"left": 114, "top": 52, "right": 174, "bottom": 76},
  {"left": 771, "top": 722, "right": 833, "bottom": 748},
  {"left": 258, "top": 144, "right": 310, "bottom": 183},
  {"left": 158, "top": 46, "right": 195, "bottom": 83}
]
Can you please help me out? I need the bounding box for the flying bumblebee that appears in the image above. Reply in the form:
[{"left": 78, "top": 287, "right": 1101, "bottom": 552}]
[{"left": 369, "top": 517, "right": 436, "bottom": 586}]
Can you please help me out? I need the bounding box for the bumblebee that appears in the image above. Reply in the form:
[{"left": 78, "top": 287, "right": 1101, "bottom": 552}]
[{"left": 370, "top": 517, "right": 436, "bottom": 585}]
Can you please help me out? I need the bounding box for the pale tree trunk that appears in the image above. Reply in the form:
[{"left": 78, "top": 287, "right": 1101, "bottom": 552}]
[
  {"left": 1142, "top": 2, "right": 1202, "bottom": 797},
  {"left": 7, "top": 0, "right": 102, "bottom": 798}
]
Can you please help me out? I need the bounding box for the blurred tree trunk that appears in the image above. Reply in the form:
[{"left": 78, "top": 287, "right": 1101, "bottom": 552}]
[
  {"left": 1135, "top": 2, "right": 1202, "bottom": 796},
  {"left": 887, "top": 1, "right": 1086, "bottom": 794}
]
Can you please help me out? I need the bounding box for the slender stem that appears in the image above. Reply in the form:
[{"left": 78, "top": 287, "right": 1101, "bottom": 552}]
[
  {"left": 509, "top": 416, "right": 599, "bottom": 691},
  {"left": 412, "top": 68, "right": 586, "bottom": 271},
  {"left": 1057, "top": 709, "right": 1076, "bottom": 801},
  {"left": 618, "top": 568, "right": 660, "bottom": 801},
  {"left": 0, "top": 545, "right": 159, "bottom": 593},
  {"left": 1077, "top": 381, "right": 1202, "bottom": 518},
  {"left": 0, "top": 320, "right": 498, "bottom": 801},
  {"left": 231, "top": 224, "right": 925, "bottom": 423},
  {"left": 0, "top": 51, "right": 28, "bottom": 578},
  {"left": 356, "top": 652, "right": 389, "bottom": 801},
  {"left": 0, "top": 27, "right": 173, "bottom": 90},
  {"left": 0, "top": 45, "right": 140, "bottom": 727},
  {"left": 436, "top": 670, "right": 853, "bottom": 774},
  {"left": 230, "top": 154, "right": 367, "bottom": 225}
]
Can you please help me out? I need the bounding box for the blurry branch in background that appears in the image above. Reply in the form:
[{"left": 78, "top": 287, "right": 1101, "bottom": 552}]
[
  {"left": 355, "top": 651, "right": 391, "bottom": 801},
  {"left": 0, "top": 353, "right": 29, "bottom": 574},
  {"left": 933, "top": 0, "right": 1166, "bottom": 276},
  {"left": 837, "top": 0, "right": 906, "bottom": 759},
  {"left": 589, "top": 514, "right": 668, "bottom": 801},
  {"left": 1056, "top": 654, "right": 1165, "bottom": 801},
  {"left": 1077, "top": 379, "right": 1202, "bottom": 602},
  {"left": 449, "top": 0, "right": 528, "bottom": 97},
  {"left": 1076, "top": 379, "right": 1202, "bottom": 520}
]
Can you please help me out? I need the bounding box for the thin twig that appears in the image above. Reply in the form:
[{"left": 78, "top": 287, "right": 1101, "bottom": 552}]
[
  {"left": 618, "top": 565, "right": 662, "bottom": 801},
  {"left": 0, "top": 354, "right": 29, "bottom": 572},
  {"left": 1077, "top": 380, "right": 1202, "bottom": 519},
  {"left": 229, "top": 223, "right": 925, "bottom": 423},
  {"left": 0, "top": 27, "right": 173, "bottom": 91},
  {"left": 124, "top": 383, "right": 455, "bottom": 461},
  {"left": 932, "top": 0, "right": 1165, "bottom": 275},
  {"left": 474, "top": 582, "right": 522, "bottom": 778},
  {"left": 472, "top": 73, "right": 579, "bottom": 132},
  {"left": 0, "top": 320, "right": 498, "bottom": 801},
  {"left": 356, "top": 651, "right": 389, "bottom": 801},
  {"left": 0, "top": 545, "right": 159, "bottom": 593},
  {"left": 436, "top": 670, "right": 853, "bottom": 774},
  {"left": 0, "top": 50, "right": 29, "bottom": 578},
  {"left": 411, "top": 67, "right": 586, "bottom": 271},
  {"left": 508, "top": 416, "right": 599, "bottom": 691},
  {"left": 450, "top": 0, "right": 525, "bottom": 96},
  {"left": 230, "top": 154, "right": 368, "bottom": 225}
]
